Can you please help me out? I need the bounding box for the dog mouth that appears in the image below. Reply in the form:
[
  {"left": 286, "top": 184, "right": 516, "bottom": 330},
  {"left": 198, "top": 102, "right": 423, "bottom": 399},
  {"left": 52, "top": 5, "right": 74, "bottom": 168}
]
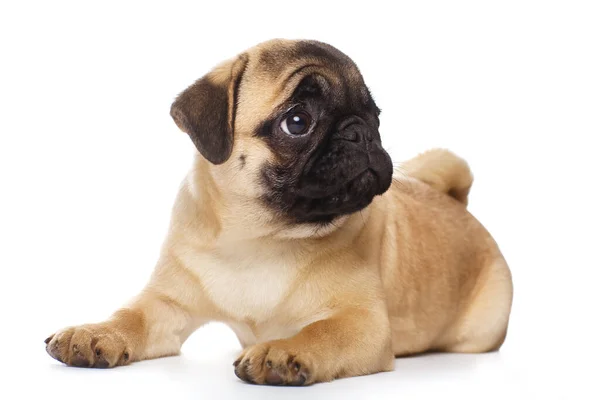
[
  {"left": 261, "top": 143, "right": 393, "bottom": 225},
  {"left": 296, "top": 168, "right": 375, "bottom": 199},
  {"left": 287, "top": 168, "right": 388, "bottom": 224}
]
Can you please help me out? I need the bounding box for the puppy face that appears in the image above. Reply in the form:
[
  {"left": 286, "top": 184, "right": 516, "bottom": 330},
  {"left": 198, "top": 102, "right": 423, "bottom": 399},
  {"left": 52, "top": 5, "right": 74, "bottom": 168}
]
[{"left": 171, "top": 39, "right": 393, "bottom": 225}]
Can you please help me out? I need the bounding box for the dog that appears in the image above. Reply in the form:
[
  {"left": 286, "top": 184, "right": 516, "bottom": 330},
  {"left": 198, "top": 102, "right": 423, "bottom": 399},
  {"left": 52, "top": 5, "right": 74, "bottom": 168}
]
[{"left": 45, "top": 39, "right": 513, "bottom": 385}]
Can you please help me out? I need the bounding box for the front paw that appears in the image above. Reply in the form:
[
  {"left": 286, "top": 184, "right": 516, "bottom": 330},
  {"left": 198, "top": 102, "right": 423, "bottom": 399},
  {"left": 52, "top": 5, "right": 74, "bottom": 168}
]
[
  {"left": 45, "top": 324, "right": 131, "bottom": 368},
  {"left": 233, "top": 341, "right": 315, "bottom": 386}
]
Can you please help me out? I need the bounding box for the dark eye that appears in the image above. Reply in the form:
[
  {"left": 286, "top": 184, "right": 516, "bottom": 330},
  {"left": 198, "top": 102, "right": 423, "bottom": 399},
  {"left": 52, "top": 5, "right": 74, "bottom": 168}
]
[{"left": 280, "top": 111, "right": 312, "bottom": 135}]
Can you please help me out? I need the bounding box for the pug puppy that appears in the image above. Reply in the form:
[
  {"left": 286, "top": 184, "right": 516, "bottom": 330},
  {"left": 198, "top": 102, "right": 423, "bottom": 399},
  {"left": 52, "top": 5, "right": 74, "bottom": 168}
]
[{"left": 45, "top": 39, "right": 513, "bottom": 385}]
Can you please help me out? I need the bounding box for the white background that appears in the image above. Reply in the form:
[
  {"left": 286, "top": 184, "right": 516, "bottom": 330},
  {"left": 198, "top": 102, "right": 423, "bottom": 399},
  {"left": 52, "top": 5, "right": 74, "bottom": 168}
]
[{"left": 1, "top": 1, "right": 599, "bottom": 399}]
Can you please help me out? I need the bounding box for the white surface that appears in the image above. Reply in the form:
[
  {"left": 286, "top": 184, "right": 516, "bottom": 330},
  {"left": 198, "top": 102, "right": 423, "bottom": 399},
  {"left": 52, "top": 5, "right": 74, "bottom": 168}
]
[{"left": 1, "top": 1, "right": 599, "bottom": 399}]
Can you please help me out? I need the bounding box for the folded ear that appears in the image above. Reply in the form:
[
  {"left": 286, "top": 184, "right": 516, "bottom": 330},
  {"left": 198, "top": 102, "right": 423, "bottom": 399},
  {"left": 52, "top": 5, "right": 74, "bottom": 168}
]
[{"left": 170, "top": 54, "right": 248, "bottom": 164}]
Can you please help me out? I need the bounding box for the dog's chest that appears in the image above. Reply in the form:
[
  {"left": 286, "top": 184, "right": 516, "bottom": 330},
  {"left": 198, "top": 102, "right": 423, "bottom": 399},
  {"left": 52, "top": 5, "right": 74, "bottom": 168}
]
[
  {"left": 186, "top": 250, "right": 298, "bottom": 322},
  {"left": 227, "top": 308, "right": 334, "bottom": 346}
]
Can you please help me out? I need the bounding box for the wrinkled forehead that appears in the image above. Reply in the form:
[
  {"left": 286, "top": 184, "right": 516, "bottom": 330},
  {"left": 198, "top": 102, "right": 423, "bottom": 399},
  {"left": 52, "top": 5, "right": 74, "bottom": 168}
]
[
  {"left": 254, "top": 40, "right": 357, "bottom": 77},
  {"left": 235, "top": 40, "right": 368, "bottom": 134}
]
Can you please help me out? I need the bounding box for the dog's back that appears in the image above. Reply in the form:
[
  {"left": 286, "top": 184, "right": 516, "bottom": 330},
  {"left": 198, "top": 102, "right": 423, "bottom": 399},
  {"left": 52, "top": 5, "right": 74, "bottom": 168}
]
[{"left": 374, "top": 150, "right": 512, "bottom": 356}]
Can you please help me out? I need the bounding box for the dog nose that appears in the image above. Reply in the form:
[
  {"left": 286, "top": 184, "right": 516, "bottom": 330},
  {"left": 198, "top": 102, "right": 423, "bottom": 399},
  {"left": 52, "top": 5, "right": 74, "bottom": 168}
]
[{"left": 336, "top": 117, "right": 374, "bottom": 143}]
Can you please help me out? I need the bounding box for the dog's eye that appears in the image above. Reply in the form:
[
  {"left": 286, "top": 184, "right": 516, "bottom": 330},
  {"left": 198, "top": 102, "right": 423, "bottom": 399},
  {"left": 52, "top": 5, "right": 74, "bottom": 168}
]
[{"left": 280, "top": 112, "right": 312, "bottom": 135}]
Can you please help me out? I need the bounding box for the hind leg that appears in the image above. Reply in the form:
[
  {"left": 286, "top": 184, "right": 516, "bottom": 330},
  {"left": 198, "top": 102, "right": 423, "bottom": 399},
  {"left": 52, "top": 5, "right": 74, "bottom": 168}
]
[{"left": 442, "top": 257, "right": 513, "bottom": 353}]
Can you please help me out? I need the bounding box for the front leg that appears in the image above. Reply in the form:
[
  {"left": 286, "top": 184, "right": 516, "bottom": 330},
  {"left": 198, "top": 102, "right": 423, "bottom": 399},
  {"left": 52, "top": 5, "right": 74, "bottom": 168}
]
[
  {"left": 234, "top": 306, "right": 394, "bottom": 385},
  {"left": 45, "top": 256, "right": 210, "bottom": 367}
]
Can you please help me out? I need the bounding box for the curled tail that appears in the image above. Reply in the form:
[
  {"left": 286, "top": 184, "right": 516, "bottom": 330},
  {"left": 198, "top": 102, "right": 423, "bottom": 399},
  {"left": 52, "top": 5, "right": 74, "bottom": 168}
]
[{"left": 399, "top": 148, "right": 473, "bottom": 205}]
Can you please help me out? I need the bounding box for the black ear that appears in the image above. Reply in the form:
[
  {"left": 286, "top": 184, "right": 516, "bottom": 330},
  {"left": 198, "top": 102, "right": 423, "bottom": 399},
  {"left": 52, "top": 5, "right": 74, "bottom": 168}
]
[{"left": 170, "top": 54, "right": 248, "bottom": 164}]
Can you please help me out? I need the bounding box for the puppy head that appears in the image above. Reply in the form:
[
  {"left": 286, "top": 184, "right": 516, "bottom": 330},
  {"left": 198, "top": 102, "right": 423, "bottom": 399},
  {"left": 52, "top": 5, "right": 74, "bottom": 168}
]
[{"left": 171, "top": 39, "right": 393, "bottom": 226}]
